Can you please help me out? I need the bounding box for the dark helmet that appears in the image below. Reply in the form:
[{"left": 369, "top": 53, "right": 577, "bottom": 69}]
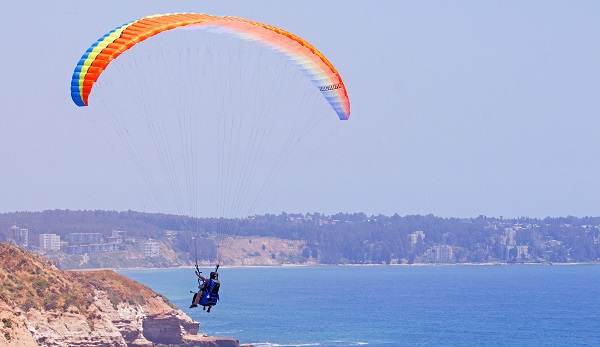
[{"left": 210, "top": 272, "right": 218, "bottom": 279}]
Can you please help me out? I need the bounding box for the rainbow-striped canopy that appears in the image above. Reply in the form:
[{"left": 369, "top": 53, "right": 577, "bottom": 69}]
[{"left": 70, "top": 13, "right": 350, "bottom": 120}]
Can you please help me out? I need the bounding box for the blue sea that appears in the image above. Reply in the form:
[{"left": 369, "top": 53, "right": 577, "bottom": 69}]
[{"left": 118, "top": 265, "right": 600, "bottom": 347}]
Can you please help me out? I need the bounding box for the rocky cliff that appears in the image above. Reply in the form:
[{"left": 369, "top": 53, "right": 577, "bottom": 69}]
[{"left": 0, "top": 242, "right": 243, "bottom": 347}]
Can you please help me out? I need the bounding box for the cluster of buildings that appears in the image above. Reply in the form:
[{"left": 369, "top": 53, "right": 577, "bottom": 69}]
[
  {"left": 7, "top": 226, "right": 160, "bottom": 258},
  {"left": 406, "top": 227, "right": 529, "bottom": 263},
  {"left": 67, "top": 231, "right": 126, "bottom": 254}
]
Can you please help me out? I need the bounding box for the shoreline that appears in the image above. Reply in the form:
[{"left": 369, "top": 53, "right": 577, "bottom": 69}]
[{"left": 80, "top": 261, "right": 600, "bottom": 272}]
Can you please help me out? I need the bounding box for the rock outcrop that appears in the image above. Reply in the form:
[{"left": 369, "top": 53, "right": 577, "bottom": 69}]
[{"left": 0, "top": 242, "right": 244, "bottom": 347}]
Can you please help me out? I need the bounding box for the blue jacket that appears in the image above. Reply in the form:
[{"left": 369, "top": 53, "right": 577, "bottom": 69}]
[{"left": 203, "top": 279, "right": 220, "bottom": 301}]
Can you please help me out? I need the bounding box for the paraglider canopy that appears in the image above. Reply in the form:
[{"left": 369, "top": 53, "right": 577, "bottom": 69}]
[{"left": 71, "top": 13, "right": 350, "bottom": 120}]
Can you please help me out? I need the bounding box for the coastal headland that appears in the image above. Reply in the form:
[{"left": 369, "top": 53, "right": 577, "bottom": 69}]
[{"left": 0, "top": 242, "right": 247, "bottom": 347}]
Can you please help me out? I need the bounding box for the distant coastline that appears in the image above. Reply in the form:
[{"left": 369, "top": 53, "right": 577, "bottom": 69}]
[
  {"left": 3, "top": 210, "right": 600, "bottom": 270},
  {"left": 112, "top": 261, "right": 600, "bottom": 273}
]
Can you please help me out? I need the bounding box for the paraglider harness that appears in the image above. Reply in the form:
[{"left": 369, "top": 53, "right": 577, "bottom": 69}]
[{"left": 190, "top": 263, "right": 220, "bottom": 312}]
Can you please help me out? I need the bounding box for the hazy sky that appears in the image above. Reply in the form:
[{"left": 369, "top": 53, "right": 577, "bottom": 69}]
[{"left": 2, "top": 1, "right": 599, "bottom": 218}]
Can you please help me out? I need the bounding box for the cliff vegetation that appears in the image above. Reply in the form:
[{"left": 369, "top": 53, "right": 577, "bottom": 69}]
[{"left": 0, "top": 242, "right": 240, "bottom": 347}]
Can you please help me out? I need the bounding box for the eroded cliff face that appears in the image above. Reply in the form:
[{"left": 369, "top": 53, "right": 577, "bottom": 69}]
[{"left": 0, "top": 243, "right": 241, "bottom": 347}]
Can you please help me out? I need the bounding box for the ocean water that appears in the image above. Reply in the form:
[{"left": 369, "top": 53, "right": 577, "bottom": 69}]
[{"left": 118, "top": 265, "right": 600, "bottom": 347}]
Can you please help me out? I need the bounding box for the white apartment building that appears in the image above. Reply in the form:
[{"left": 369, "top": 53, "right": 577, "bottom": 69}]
[
  {"left": 409, "top": 230, "right": 426, "bottom": 245},
  {"left": 39, "top": 233, "right": 61, "bottom": 251},
  {"left": 141, "top": 241, "right": 160, "bottom": 258},
  {"left": 10, "top": 225, "right": 29, "bottom": 247}
]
